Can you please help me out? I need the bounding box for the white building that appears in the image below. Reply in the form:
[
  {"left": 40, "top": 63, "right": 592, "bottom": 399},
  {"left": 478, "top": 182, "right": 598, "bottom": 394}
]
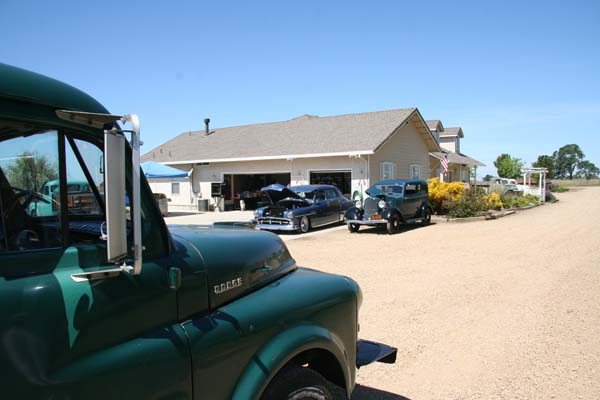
[{"left": 141, "top": 108, "right": 441, "bottom": 211}]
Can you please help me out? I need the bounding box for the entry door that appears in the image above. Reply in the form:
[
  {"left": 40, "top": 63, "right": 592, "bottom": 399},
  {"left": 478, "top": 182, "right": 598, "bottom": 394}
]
[{"left": 402, "top": 183, "right": 421, "bottom": 218}]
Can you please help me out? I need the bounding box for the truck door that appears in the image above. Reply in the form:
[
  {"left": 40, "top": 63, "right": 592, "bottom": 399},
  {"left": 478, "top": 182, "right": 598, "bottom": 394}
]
[{"left": 0, "top": 130, "right": 191, "bottom": 399}]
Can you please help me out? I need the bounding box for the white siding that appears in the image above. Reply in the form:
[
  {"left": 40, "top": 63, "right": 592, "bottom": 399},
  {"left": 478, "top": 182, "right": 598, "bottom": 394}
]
[
  {"left": 192, "top": 156, "right": 370, "bottom": 208},
  {"left": 370, "top": 119, "right": 431, "bottom": 181}
]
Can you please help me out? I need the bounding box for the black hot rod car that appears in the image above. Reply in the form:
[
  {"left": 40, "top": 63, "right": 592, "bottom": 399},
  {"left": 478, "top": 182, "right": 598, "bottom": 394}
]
[{"left": 344, "top": 179, "right": 433, "bottom": 234}]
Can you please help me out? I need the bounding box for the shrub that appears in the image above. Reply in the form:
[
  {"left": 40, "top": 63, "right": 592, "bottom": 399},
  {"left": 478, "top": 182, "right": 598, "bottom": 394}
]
[
  {"left": 447, "top": 191, "right": 488, "bottom": 218},
  {"left": 484, "top": 192, "right": 503, "bottom": 210},
  {"left": 428, "top": 178, "right": 465, "bottom": 214},
  {"left": 500, "top": 193, "right": 540, "bottom": 209}
]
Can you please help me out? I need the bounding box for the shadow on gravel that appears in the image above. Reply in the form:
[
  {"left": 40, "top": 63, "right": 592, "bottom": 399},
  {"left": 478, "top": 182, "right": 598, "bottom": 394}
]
[
  {"left": 350, "top": 222, "right": 436, "bottom": 235},
  {"left": 352, "top": 385, "right": 411, "bottom": 400},
  {"left": 274, "top": 221, "right": 346, "bottom": 236},
  {"left": 166, "top": 211, "right": 202, "bottom": 217}
]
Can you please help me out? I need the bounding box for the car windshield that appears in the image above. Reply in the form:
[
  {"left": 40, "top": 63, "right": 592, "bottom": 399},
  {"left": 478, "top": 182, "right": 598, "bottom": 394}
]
[
  {"left": 374, "top": 185, "right": 403, "bottom": 195},
  {"left": 292, "top": 190, "right": 315, "bottom": 199}
]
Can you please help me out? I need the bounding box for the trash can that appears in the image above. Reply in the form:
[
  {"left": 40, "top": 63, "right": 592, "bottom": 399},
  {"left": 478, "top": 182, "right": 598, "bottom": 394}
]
[{"left": 197, "top": 199, "right": 209, "bottom": 212}]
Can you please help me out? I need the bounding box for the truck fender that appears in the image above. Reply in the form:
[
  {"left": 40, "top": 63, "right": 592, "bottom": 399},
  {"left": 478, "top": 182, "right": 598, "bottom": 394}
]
[{"left": 232, "top": 324, "right": 352, "bottom": 400}]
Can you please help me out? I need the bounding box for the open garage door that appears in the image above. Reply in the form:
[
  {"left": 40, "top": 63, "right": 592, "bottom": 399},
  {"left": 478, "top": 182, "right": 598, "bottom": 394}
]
[
  {"left": 223, "top": 173, "right": 290, "bottom": 210},
  {"left": 309, "top": 170, "right": 351, "bottom": 197}
]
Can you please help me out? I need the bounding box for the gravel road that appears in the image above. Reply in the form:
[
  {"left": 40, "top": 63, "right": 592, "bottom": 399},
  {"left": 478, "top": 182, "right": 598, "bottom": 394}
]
[{"left": 284, "top": 187, "right": 600, "bottom": 400}]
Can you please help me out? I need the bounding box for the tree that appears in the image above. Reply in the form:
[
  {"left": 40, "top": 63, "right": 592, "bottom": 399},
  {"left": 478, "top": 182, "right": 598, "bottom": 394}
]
[
  {"left": 493, "top": 154, "right": 523, "bottom": 179},
  {"left": 482, "top": 174, "right": 494, "bottom": 182},
  {"left": 6, "top": 151, "right": 58, "bottom": 191},
  {"left": 575, "top": 160, "right": 600, "bottom": 180},
  {"left": 532, "top": 154, "right": 555, "bottom": 179},
  {"left": 554, "top": 144, "right": 584, "bottom": 180}
]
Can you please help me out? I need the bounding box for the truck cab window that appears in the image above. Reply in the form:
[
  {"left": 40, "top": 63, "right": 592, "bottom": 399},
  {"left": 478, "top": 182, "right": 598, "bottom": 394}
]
[
  {"left": 0, "top": 130, "right": 63, "bottom": 251},
  {"left": 65, "top": 137, "right": 103, "bottom": 217}
]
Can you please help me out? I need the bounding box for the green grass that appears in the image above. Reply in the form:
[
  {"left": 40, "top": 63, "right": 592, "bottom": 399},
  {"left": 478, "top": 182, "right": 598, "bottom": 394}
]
[{"left": 552, "top": 179, "right": 600, "bottom": 187}]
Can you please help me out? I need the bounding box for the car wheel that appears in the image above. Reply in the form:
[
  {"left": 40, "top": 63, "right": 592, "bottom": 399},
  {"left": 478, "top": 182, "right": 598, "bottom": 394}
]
[
  {"left": 386, "top": 216, "right": 400, "bottom": 234},
  {"left": 347, "top": 223, "right": 360, "bottom": 233},
  {"left": 298, "top": 216, "right": 311, "bottom": 234},
  {"left": 421, "top": 208, "right": 431, "bottom": 226},
  {"left": 260, "top": 364, "right": 346, "bottom": 400}
]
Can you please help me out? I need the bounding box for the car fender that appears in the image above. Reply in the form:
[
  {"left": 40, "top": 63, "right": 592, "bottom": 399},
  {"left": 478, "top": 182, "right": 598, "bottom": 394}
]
[
  {"left": 344, "top": 206, "right": 363, "bottom": 220},
  {"left": 381, "top": 208, "right": 403, "bottom": 223},
  {"left": 420, "top": 201, "right": 433, "bottom": 215},
  {"left": 231, "top": 324, "right": 352, "bottom": 400}
]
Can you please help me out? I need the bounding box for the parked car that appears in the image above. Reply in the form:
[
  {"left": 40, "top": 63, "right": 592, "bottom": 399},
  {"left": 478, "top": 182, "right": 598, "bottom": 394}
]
[
  {"left": 345, "top": 179, "right": 433, "bottom": 234},
  {"left": 254, "top": 184, "right": 353, "bottom": 233},
  {"left": 152, "top": 192, "right": 169, "bottom": 216}
]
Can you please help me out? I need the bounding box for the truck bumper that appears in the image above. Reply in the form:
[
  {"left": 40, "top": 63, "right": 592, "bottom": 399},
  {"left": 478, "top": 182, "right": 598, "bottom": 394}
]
[
  {"left": 346, "top": 219, "right": 388, "bottom": 225},
  {"left": 356, "top": 339, "right": 397, "bottom": 368}
]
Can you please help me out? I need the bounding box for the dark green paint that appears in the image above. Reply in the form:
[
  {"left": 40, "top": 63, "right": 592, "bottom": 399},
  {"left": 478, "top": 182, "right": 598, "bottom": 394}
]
[{"left": 0, "top": 64, "right": 361, "bottom": 399}]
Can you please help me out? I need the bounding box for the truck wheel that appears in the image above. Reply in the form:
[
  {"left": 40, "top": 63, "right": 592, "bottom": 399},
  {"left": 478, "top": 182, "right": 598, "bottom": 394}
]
[
  {"left": 421, "top": 208, "right": 431, "bottom": 226},
  {"left": 347, "top": 223, "right": 360, "bottom": 233},
  {"left": 386, "top": 216, "right": 400, "bottom": 234},
  {"left": 261, "top": 365, "right": 346, "bottom": 400},
  {"left": 298, "top": 216, "right": 311, "bottom": 234}
]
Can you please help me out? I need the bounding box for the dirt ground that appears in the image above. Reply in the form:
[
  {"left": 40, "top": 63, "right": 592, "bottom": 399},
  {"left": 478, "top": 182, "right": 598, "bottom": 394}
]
[{"left": 284, "top": 187, "right": 600, "bottom": 400}]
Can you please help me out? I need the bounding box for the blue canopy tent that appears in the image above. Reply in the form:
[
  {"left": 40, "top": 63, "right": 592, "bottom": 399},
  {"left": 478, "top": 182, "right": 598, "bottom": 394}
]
[{"left": 141, "top": 161, "right": 188, "bottom": 178}]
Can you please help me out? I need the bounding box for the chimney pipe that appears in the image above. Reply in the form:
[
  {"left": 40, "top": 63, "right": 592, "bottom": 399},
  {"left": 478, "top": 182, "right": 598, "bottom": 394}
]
[{"left": 204, "top": 118, "right": 210, "bottom": 134}]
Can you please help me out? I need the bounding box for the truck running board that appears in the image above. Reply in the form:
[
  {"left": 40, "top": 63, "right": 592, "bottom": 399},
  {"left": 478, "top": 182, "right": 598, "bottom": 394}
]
[{"left": 356, "top": 339, "right": 397, "bottom": 368}]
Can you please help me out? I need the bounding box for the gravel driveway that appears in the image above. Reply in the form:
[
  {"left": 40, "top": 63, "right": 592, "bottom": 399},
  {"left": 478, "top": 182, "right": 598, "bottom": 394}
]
[{"left": 284, "top": 187, "right": 600, "bottom": 399}]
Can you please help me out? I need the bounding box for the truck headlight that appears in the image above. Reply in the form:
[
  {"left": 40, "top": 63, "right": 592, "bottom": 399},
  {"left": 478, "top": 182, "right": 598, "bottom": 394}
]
[
  {"left": 286, "top": 211, "right": 294, "bottom": 219},
  {"left": 378, "top": 200, "right": 386, "bottom": 209},
  {"left": 355, "top": 200, "right": 362, "bottom": 208}
]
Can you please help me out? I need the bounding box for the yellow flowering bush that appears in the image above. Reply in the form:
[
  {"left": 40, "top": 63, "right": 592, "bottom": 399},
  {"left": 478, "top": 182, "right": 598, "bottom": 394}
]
[
  {"left": 427, "top": 177, "right": 466, "bottom": 214},
  {"left": 484, "top": 192, "right": 503, "bottom": 210}
]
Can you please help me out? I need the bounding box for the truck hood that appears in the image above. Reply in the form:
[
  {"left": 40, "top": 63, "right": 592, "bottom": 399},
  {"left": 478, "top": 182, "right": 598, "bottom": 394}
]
[
  {"left": 260, "top": 183, "right": 310, "bottom": 206},
  {"left": 168, "top": 224, "right": 297, "bottom": 309}
]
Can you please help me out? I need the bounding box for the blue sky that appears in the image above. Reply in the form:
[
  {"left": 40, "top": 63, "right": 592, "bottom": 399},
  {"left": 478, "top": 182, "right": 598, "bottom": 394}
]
[{"left": 2, "top": 0, "right": 599, "bottom": 177}]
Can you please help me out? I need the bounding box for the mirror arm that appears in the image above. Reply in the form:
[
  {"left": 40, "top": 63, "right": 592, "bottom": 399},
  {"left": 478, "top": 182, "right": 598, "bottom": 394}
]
[{"left": 121, "top": 115, "right": 142, "bottom": 275}]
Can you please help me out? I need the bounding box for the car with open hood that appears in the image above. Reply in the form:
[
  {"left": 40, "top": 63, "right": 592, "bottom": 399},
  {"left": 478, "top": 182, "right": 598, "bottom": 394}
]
[
  {"left": 254, "top": 184, "right": 353, "bottom": 233},
  {"left": 344, "top": 179, "right": 433, "bottom": 234}
]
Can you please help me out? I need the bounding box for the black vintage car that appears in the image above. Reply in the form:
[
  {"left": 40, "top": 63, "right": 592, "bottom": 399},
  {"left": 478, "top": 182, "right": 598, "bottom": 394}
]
[
  {"left": 254, "top": 184, "right": 353, "bottom": 233},
  {"left": 344, "top": 179, "right": 433, "bottom": 234}
]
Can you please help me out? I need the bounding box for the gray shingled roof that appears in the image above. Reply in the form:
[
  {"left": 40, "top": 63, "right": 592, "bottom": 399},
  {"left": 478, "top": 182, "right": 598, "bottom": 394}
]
[
  {"left": 142, "top": 108, "right": 438, "bottom": 164},
  {"left": 439, "top": 127, "right": 464, "bottom": 138},
  {"left": 426, "top": 119, "right": 444, "bottom": 132},
  {"left": 430, "top": 151, "right": 485, "bottom": 167}
]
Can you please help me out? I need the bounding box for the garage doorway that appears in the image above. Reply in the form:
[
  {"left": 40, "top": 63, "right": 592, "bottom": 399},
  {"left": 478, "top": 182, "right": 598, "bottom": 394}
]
[
  {"left": 309, "top": 170, "right": 351, "bottom": 197},
  {"left": 224, "top": 173, "right": 291, "bottom": 210}
]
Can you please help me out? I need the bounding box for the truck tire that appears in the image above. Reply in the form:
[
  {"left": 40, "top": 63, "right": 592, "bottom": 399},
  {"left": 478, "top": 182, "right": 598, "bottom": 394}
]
[
  {"left": 297, "top": 216, "right": 311, "bottom": 234},
  {"left": 347, "top": 223, "right": 360, "bottom": 233},
  {"left": 386, "top": 216, "right": 400, "bottom": 234},
  {"left": 260, "top": 364, "right": 347, "bottom": 400}
]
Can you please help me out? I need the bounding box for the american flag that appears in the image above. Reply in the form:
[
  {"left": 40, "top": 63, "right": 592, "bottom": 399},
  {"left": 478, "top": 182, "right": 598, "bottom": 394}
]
[{"left": 440, "top": 154, "right": 449, "bottom": 176}]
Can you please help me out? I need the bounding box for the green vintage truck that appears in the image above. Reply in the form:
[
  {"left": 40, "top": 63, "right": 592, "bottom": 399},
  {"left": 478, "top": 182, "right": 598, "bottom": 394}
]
[{"left": 0, "top": 63, "right": 396, "bottom": 399}]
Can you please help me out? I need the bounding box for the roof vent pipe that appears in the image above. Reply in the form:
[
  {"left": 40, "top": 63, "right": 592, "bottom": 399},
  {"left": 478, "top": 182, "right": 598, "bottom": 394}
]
[{"left": 204, "top": 118, "right": 210, "bottom": 134}]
